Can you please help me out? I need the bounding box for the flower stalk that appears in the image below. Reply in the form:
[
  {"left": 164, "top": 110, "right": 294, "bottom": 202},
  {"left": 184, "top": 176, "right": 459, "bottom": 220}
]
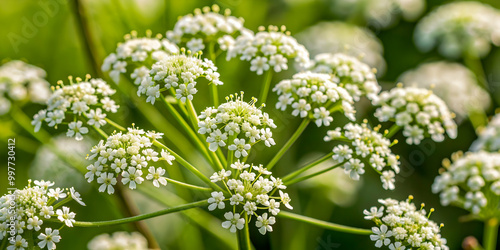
[{"left": 267, "top": 119, "right": 310, "bottom": 170}]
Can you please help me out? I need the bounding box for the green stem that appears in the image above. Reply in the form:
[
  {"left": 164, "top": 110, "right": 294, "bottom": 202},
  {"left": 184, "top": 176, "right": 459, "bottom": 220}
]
[
  {"left": 385, "top": 124, "right": 401, "bottom": 138},
  {"left": 186, "top": 99, "right": 225, "bottom": 171},
  {"left": 259, "top": 70, "right": 274, "bottom": 104},
  {"left": 278, "top": 211, "right": 372, "bottom": 235},
  {"left": 227, "top": 149, "right": 234, "bottom": 169},
  {"left": 238, "top": 214, "right": 252, "bottom": 250},
  {"left": 11, "top": 105, "right": 86, "bottom": 174},
  {"left": 484, "top": 218, "right": 499, "bottom": 250},
  {"left": 464, "top": 53, "right": 489, "bottom": 91},
  {"left": 160, "top": 95, "right": 216, "bottom": 168},
  {"left": 153, "top": 140, "right": 223, "bottom": 192},
  {"left": 267, "top": 119, "right": 310, "bottom": 170},
  {"left": 282, "top": 152, "right": 334, "bottom": 182},
  {"left": 165, "top": 177, "right": 212, "bottom": 191},
  {"left": 92, "top": 125, "right": 109, "bottom": 139},
  {"left": 285, "top": 162, "right": 344, "bottom": 185},
  {"left": 0, "top": 238, "right": 7, "bottom": 250},
  {"left": 105, "top": 117, "right": 126, "bottom": 131},
  {"left": 49, "top": 200, "right": 208, "bottom": 227},
  {"left": 208, "top": 41, "right": 219, "bottom": 107}
]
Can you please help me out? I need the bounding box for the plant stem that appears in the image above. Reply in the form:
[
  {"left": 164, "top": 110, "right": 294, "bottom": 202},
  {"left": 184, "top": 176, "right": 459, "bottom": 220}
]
[
  {"left": 259, "top": 70, "right": 274, "bottom": 104},
  {"left": 282, "top": 152, "right": 334, "bottom": 182},
  {"left": 277, "top": 211, "right": 372, "bottom": 235},
  {"left": 92, "top": 125, "right": 109, "bottom": 139},
  {"left": 385, "top": 124, "right": 401, "bottom": 138},
  {"left": 161, "top": 95, "right": 217, "bottom": 168},
  {"left": 153, "top": 140, "right": 223, "bottom": 192},
  {"left": 186, "top": 99, "right": 225, "bottom": 171},
  {"left": 114, "top": 182, "right": 160, "bottom": 249},
  {"left": 49, "top": 200, "right": 208, "bottom": 227},
  {"left": 105, "top": 117, "right": 126, "bottom": 131},
  {"left": 165, "top": 178, "right": 212, "bottom": 191},
  {"left": 137, "top": 184, "right": 237, "bottom": 249},
  {"left": 267, "top": 119, "right": 310, "bottom": 170},
  {"left": 238, "top": 214, "right": 252, "bottom": 250},
  {"left": 484, "top": 218, "right": 499, "bottom": 250},
  {"left": 208, "top": 41, "right": 219, "bottom": 107},
  {"left": 10, "top": 106, "right": 86, "bottom": 174},
  {"left": 285, "top": 162, "right": 344, "bottom": 185}
]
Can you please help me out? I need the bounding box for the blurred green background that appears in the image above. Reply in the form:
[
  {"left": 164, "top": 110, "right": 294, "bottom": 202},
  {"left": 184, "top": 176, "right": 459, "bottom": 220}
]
[{"left": 1, "top": 0, "right": 500, "bottom": 249}]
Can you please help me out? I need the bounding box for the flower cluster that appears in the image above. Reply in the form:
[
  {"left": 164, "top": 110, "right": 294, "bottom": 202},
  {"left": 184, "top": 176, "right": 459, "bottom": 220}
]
[
  {"left": 432, "top": 151, "right": 500, "bottom": 217},
  {"left": 309, "top": 53, "right": 380, "bottom": 101},
  {"left": 414, "top": 1, "right": 500, "bottom": 58},
  {"left": 324, "top": 122, "right": 400, "bottom": 190},
  {"left": 208, "top": 161, "right": 291, "bottom": 235},
  {"left": 0, "top": 180, "right": 85, "bottom": 250},
  {"left": 331, "top": 0, "right": 425, "bottom": 28},
  {"left": 198, "top": 92, "right": 276, "bottom": 157},
  {"left": 227, "top": 25, "right": 310, "bottom": 75},
  {"left": 102, "top": 31, "right": 179, "bottom": 84},
  {"left": 87, "top": 231, "right": 147, "bottom": 250},
  {"left": 399, "top": 61, "right": 490, "bottom": 120},
  {"left": 373, "top": 86, "right": 457, "bottom": 145},
  {"left": 470, "top": 114, "right": 500, "bottom": 152},
  {"left": 166, "top": 5, "right": 251, "bottom": 53},
  {"left": 272, "top": 72, "right": 355, "bottom": 127},
  {"left": 140, "top": 49, "right": 223, "bottom": 104},
  {"left": 32, "top": 76, "right": 119, "bottom": 140},
  {"left": 86, "top": 127, "right": 174, "bottom": 194},
  {"left": 296, "top": 21, "right": 386, "bottom": 75},
  {"left": 0, "top": 60, "right": 51, "bottom": 115},
  {"left": 364, "top": 196, "right": 448, "bottom": 249}
]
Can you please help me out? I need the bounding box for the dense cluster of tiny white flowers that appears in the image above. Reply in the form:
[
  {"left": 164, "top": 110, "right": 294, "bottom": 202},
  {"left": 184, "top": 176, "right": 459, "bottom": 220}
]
[
  {"left": 140, "top": 49, "right": 223, "bottom": 104},
  {"left": 0, "top": 60, "right": 51, "bottom": 115},
  {"left": 208, "top": 161, "right": 291, "bottom": 235},
  {"left": 297, "top": 21, "right": 386, "bottom": 75},
  {"left": 227, "top": 25, "right": 311, "bottom": 75},
  {"left": 471, "top": 114, "right": 500, "bottom": 152},
  {"left": 331, "top": 0, "right": 425, "bottom": 28},
  {"left": 86, "top": 127, "right": 174, "bottom": 194},
  {"left": 309, "top": 53, "right": 380, "bottom": 101},
  {"left": 272, "top": 72, "right": 355, "bottom": 127},
  {"left": 373, "top": 86, "right": 457, "bottom": 145},
  {"left": 364, "top": 196, "right": 448, "bottom": 249},
  {"left": 432, "top": 151, "right": 500, "bottom": 217},
  {"left": 414, "top": 1, "right": 500, "bottom": 58},
  {"left": 87, "top": 231, "right": 147, "bottom": 250},
  {"left": 102, "top": 31, "right": 179, "bottom": 84},
  {"left": 399, "top": 61, "right": 490, "bottom": 120},
  {"left": 324, "top": 122, "right": 400, "bottom": 190},
  {"left": 0, "top": 180, "right": 84, "bottom": 250},
  {"left": 166, "top": 5, "right": 251, "bottom": 53},
  {"left": 32, "top": 76, "right": 119, "bottom": 140},
  {"left": 198, "top": 92, "right": 276, "bottom": 157}
]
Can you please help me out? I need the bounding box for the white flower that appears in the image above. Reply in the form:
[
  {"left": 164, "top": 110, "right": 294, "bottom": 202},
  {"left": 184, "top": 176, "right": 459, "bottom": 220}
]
[
  {"left": 388, "top": 241, "right": 405, "bottom": 250},
  {"left": 344, "top": 159, "right": 365, "bottom": 181},
  {"left": 279, "top": 190, "right": 293, "bottom": 210},
  {"left": 363, "top": 206, "right": 384, "bottom": 220},
  {"left": 471, "top": 114, "right": 500, "bottom": 152},
  {"left": 160, "top": 149, "right": 175, "bottom": 165},
  {"left": 87, "top": 108, "right": 107, "bottom": 128},
  {"left": 374, "top": 86, "right": 457, "bottom": 145},
  {"left": 309, "top": 53, "right": 380, "bottom": 101},
  {"left": 228, "top": 25, "right": 310, "bottom": 74},
  {"left": 274, "top": 72, "right": 355, "bottom": 125},
  {"left": 146, "top": 167, "right": 167, "bottom": 187},
  {"left": 56, "top": 206, "right": 76, "bottom": 227},
  {"left": 38, "top": 228, "right": 61, "bottom": 250},
  {"left": 208, "top": 191, "right": 226, "bottom": 211},
  {"left": 27, "top": 216, "right": 43, "bottom": 231},
  {"left": 7, "top": 235, "right": 27, "bottom": 250},
  {"left": 70, "top": 187, "right": 86, "bottom": 206},
  {"left": 97, "top": 173, "right": 117, "bottom": 194},
  {"left": 221, "top": 212, "right": 245, "bottom": 233},
  {"left": 121, "top": 167, "right": 144, "bottom": 190},
  {"left": 415, "top": 1, "right": 500, "bottom": 58},
  {"left": 146, "top": 51, "right": 222, "bottom": 103},
  {"left": 256, "top": 213, "right": 276, "bottom": 235},
  {"left": 370, "top": 225, "right": 393, "bottom": 247},
  {"left": 47, "top": 187, "right": 67, "bottom": 200},
  {"left": 66, "top": 121, "right": 89, "bottom": 141},
  {"left": 228, "top": 138, "right": 251, "bottom": 158}
]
